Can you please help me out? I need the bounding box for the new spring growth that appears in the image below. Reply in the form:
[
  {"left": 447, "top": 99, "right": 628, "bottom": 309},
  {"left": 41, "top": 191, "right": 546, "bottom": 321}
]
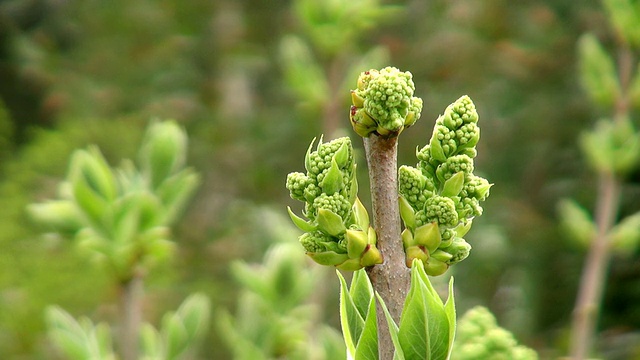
[
  {"left": 399, "top": 96, "right": 492, "bottom": 276},
  {"left": 452, "top": 306, "right": 538, "bottom": 360},
  {"left": 286, "top": 137, "right": 382, "bottom": 270},
  {"left": 350, "top": 66, "right": 423, "bottom": 137}
]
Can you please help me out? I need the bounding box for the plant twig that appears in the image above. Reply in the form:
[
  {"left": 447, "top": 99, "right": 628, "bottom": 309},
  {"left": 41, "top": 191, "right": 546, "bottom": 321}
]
[
  {"left": 364, "top": 135, "right": 411, "bottom": 360},
  {"left": 569, "top": 172, "right": 620, "bottom": 359},
  {"left": 569, "top": 42, "right": 632, "bottom": 360},
  {"left": 119, "top": 274, "right": 143, "bottom": 360}
]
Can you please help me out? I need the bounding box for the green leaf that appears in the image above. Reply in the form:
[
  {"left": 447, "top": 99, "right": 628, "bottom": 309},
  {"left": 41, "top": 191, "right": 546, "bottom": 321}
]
[
  {"left": 630, "top": 63, "right": 640, "bottom": 109},
  {"left": 399, "top": 261, "right": 450, "bottom": 360},
  {"left": 399, "top": 195, "right": 416, "bottom": 230},
  {"left": 441, "top": 172, "right": 464, "bottom": 197},
  {"left": 27, "top": 200, "right": 84, "bottom": 234},
  {"left": 414, "top": 222, "right": 442, "bottom": 253},
  {"left": 602, "top": 0, "right": 640, "bottom": 48},
  {"left": 444, "top": 277, "right": 456, "bottom": 358},
  {"left": 352, "top": 197, "right": 370, "bottom": 230},
  {"left": 317, "top": 208, "right": 347, "bottom": 236},
  {"left": 177, "top": 293, "right": 210, "bottom": 340},
  {"left": 453, "top": 220, "right": 472, "bottom": 238},
  {"left": 334, "top": 141, "right": 350, "bottom": 168},
  {"left": 287, "top": 206, "right": 317, "bottom": 232},
  {"left": 140, "top": 324, "right": 163, "bottom": 359},
  {"left": 280, "top": 35, "right": 329, "bottom": 109},
  {"left": 321, "top": 158, "right": 344, "bottom": 194},
  {"left": 46, "top": 306, "right": 90, "bottom": 360},
  {"left": 305, "top": 137, "right": 317, "bottom": 173},
  {"left": 355, "top": 291, "right": 378, "bottom": 360},
  {"left": 429, "top": 120, "right": 447, "bottom": 162},
  {"left": 308, "top": 251, "right": 350, "bottom": 266},
  {"left": 338, "top": 271, "right": 365, "bottom": 358},
  {"left": 346, "top": 229, "right": 369, "bottom": 259},
  {"left": 138, "top": 120, "right": 187, "bottom": 189},
  {"left": 156, "top": 170, "right": 200, "bottom": 225},
  {"left": 610, "top": 211, "right": 640, "bottom": 255},
  {"left": 376, "top": 292, "right": 405, "bottom": 360},
  {"left": 557, "top": 198, "right": 596, "bottom": 248},
  {"left": 348, "top": 164, "right": 359, "bottom": 204},
  {"left": 162, "top": 313, "right": 189, "bottom": 359},
  {"left": 578, "top": 33, "right": 621, "bottom": 108},
  {"left": 350, "top": 269, "right": 374, "bottom": 318}
]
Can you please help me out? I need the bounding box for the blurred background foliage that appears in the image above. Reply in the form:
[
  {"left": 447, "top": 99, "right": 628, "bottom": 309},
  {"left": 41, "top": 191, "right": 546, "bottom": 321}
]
[{"left": 0, "top": 0, "right": 639, "bottom": 359}]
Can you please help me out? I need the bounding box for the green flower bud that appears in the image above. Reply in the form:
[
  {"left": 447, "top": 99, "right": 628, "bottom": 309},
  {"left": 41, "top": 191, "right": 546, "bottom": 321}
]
[
  {"left": 287, "top": 135, "right": 375, "bottom": 271},
  {"left": 456, "top": 122, "right": 480, "bottom": 150},
  {"left": 313, "top": 193, "right": 351, "bottom": 221},
  {"left": 442, "top": 238, "right": 471, "bottom": 265},
  {"left": 286, "top": 172, "right": 311, "bottom": 202},
  {"left": 350, "top": 66, "right": 423, "bottom": 138},
  {"left": 399, "top": 95, "right": 490, "bottom": 274},
  {"left": 399, "top": 165, "right": 433, "bottom": 211},
  {"left": 425, "top": 196, "right": 458, "bottom": 227},
  {"left": 299, "top": 231, "right": 333, "bottom": 253},
  {"left": 436, "top": 155, "right": 474, "bottom": 183}
]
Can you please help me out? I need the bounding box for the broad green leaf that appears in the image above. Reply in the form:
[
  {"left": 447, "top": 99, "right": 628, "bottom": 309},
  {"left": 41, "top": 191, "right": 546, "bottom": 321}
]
[
  {"left": 376, "top": 293, "right": 404, "bottom": 360},
  {"left": 355, "top": 291, "right": 378, "bottom": 360},
  {"left": 350, "top": 269, "right": 374, "bottom": 319},
  {"left": 398, "top": 275, "right": 428, "bottom": 360},
  {"left": 163, "top": 313, "right": 189, "bottom": 359},
  {"left": 338, "top": 270, "right": 365, "bottom": 358},
  {"left": 177, "top": 293, "right": 210, "bottom": 339},
  {"left": 46, "top": 307, "right": 89, "bottom": 360},
  {"left": 317, "top": 208, "right": 347, "bottom": 236},
  {"left": 399, "top": 261, "right": 450, "bottom": 360},
  {"left": 140, "top": 324, "right": 163, "bottom": 359}
]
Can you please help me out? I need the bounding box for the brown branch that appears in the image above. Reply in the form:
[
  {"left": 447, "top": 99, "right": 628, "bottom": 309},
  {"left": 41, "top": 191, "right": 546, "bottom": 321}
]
[
  {"left": 569, "top": 40, "right": 633, "bottom": 360},
  {"left": 569, "top": 172, "right": 620, "bottom": 359},
  {"left": 119, "top": 274, "right": 144, "bottom": 360},
  {"left": 363, "top": 135, "right": 411, "bottom": 360}
]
